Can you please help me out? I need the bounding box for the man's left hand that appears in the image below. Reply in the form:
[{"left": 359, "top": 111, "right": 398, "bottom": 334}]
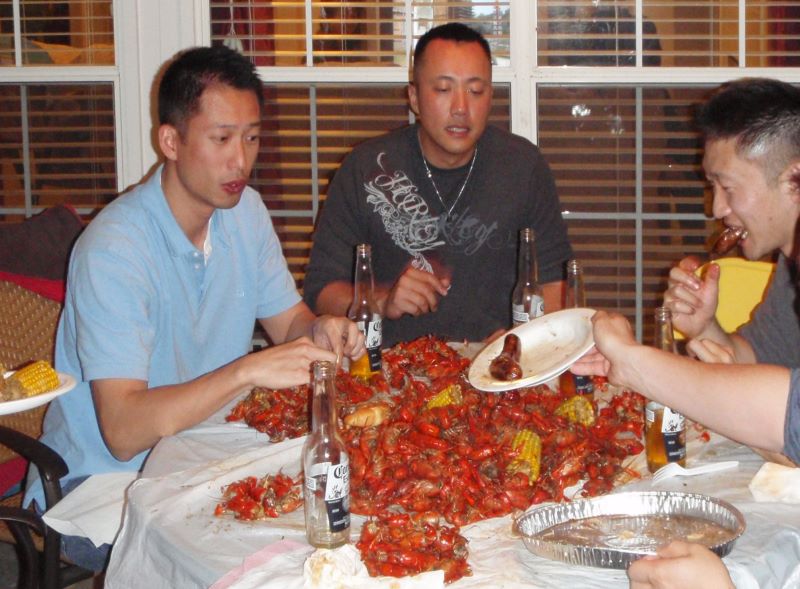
[{"left": 311, "top": 315, "right": 365, "bottom": 362}]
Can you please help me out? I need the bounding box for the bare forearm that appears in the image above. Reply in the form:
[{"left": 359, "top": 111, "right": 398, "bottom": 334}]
[
  {"left": 693, "top": 322, "right": 757, "bottom": 363},
  {"left": 728, "top": 333, "right": 757, "bottom": 363},
  {"left": 92, "top": 355, "right": 259, "bottom": 461},
  {"left": 315, "top": 282, "right": 354, "bottom": 316},
  {"left": 283, "top": 305, "right": 320, "bottom": 341},
  {"left": 618, "top": 346, "right": 788, "bottom": 453}
]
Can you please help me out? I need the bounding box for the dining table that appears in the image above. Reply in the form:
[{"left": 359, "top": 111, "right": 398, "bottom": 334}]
[{"left": 102, "top": 375, "right": 800, "bottom": 589}]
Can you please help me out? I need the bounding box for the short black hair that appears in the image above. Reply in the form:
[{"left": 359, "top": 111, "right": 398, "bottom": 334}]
[
  {"left": 158, "top": 45, "right": 264, "bottom": 131},
  {"left": 696, "top": 78, "right": 800, "bottom": 181},
  {"left": 413, "top": 22, "right": 492, "bottom": 70}
]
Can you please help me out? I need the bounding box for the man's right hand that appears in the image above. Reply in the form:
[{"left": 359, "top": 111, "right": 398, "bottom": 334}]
[
  {"left": 627, "top": 541, "right": 735, "bottom": 589},
  {"left": 663, "top": 255, "right": 721, "bottom": 339},
  {"left": 248, "top": 336, "right": 338, "bottom": 390},
  {"left": 570, "top": 310, "right": 638, "bottom": 387},
  {"left": 381, "top": 266, "right": 450, "bottom": 319}
]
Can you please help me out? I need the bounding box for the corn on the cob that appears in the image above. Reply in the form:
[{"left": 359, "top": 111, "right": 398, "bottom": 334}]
[
  {"left": 8, "top": 360, "right": 59, "bottom": 397},
  {"left": 426, "top": 384, "right": 463, "bottom": 409},
  {"left": 507, "top": 429, "right": 542, "bottom": 484},
  {"left": 555, "top": 395, "right": 595, "bottom": 426}
]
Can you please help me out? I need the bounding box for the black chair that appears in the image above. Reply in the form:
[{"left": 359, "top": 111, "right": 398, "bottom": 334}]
[{"left": 0, "top": 424, "right": 95, "bottom": 589}]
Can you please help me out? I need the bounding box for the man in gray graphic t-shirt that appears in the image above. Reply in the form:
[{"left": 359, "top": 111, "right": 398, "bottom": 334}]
[{"left": 303, "top": 23, "right": 572, "bottom": 346}]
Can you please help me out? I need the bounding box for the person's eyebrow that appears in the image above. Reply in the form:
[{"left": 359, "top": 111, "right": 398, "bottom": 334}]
[
  {"left": 433, "top": 74, "right": 489, "bottom": 84},
  {"left": 213, "top": 121, "right": 261, "bottom": 129}
]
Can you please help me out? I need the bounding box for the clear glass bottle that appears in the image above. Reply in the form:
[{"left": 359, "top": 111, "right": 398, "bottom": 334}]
[
  {"left": 559, "top": 259, "right": 594, "bottom": 397},
  {"left": 303, "top": 360, "right": 350, "bottom": 548},
  {"left": 511, "top": 228, "right": 544, "bottom": 327},
  {"left": 347, "top": 244, "right": 382, "bottom": 378},
  {"left": 645, "top": 307, "right": 687, "bottom": 473}
]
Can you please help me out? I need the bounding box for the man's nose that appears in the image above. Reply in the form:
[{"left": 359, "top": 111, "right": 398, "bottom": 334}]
[
  {"left": 230, "top": 138, "right": 246, "bottom": 170},
  {"left": 451, "top": 89, "right": 468, "bottom": 116},
  {"left": 711, "top": 187, "right": 731, "bottom": 220}
]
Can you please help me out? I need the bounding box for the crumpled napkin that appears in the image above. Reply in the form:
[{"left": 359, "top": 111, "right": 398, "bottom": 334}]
[
  {"left": 749, "top": 461, "right": 800, "bottom": 503},
  {"left": 303, "top": 544, "right": 444, "bottom": 589},
  {"left": 210, "top": 543, "right": 444, "bottom": 589},
  {"left": 42, "top": 471, "right": 138, "bottom": 546}
]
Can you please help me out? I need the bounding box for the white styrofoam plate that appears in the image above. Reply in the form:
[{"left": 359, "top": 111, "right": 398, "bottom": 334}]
[
  {"left": 468, "top": 308, "right": 595, "bottom": 392},
  {"left": 0, "top": 370, "right": 76, "bottom": 415}
]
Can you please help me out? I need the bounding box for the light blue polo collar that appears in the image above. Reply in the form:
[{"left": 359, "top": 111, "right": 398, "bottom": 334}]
[{"left": 142, "top": 165, "right": 234, "bottom": 259}]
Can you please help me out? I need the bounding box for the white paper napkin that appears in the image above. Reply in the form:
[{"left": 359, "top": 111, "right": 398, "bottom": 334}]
[
  {"left": 303, "top": 544, "right": 444, "bottom": 589},
  {"left": 42, "top": 471, "right": 138, "bottom": 546},
  {"left": 749, "top": 461, "right": 800, "bottom": 503},
  {"left": 210, "top": 543, "right": 444, "bottom": 589}
]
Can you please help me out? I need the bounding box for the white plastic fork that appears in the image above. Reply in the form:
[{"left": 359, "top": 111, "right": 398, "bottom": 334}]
[{"left": 652, "top": 460, "right": 739, "bottom": 484}]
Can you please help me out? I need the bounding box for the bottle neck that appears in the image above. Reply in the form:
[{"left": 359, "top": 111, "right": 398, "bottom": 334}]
[
  {"left": 352, "top": 248, "right": 376, "bottom": 310},
  {"left": 654, "top": 308, "right": 676, "bottom": 353},
  {"left": 311, "top": 367, "right": 338, "bottom": 433},
  {"left": 518, "top": 232, "right": 538, "bottom": 285},
  {"left": 353, "top": 274, "right": 373, "bottom": 305},
  {"left": 565, "top": 262, "right": 585, "bottom": 308}
]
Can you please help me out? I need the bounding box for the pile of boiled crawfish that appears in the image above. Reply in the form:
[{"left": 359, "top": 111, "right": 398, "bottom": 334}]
[
  {"left": 222, "top": 335, "right": 646, "bottom": 583},
  {"left": 214, "top": 472, "right": 303, "bottom": 520}
]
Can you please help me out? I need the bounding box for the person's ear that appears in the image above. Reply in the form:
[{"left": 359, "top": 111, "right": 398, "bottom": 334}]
[
  {"left": 782, "top": 160, "right": 800, "bottom": 203},
  {"left": 159, "top": 124, "right": 180, "bottom": 162},
  {"left": 408, "top": 82, "right": 420, "bottom": 117}
]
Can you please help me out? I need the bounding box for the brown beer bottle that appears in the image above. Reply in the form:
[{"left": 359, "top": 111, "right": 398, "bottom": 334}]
[
  {"left": 511, "top": 228, "right": 544, "bottom": 327},
  {"left": 347, "top": 244, "right": 382, "bottom": 378},
  {"left": 559, "top": 259, "right": 595, "bottom": 397},
  {"left": 645, "top": 307, "right": 687, "bottom": 473}
]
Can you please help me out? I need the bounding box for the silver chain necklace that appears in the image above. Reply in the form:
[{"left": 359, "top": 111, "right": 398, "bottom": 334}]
[{"left": 417, "top": 133, "right": 478, "bottom": 219}]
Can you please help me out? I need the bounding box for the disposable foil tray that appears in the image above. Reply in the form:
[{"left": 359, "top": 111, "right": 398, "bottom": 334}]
[{"left": 514, "top": 491, "right": 745, "bottom": 569}]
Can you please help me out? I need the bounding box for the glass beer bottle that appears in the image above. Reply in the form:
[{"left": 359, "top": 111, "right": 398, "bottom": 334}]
[
  {"left": 511, "top": 228, "right": 544, "bottom": 327},
  {"left": 559, "top": 259, "right": 594, "bottom": 397},
  {"left": 303, "top": 360, "right": 350, "bottom": 548},
  {"left": 347, "top": 244, "right": 382, "bottom": 378},
  {"left": 645, "top": 307, "right": 687, "bottom": 473}
]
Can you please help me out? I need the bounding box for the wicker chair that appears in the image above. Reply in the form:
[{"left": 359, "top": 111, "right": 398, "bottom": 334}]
[{"left": 0, "top": 279, "right": 94, "bottom": 589}]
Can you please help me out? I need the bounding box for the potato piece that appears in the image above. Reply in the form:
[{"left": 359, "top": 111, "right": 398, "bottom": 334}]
[{"left": 344, "top": 402, "right": 390, "bottom": 428}]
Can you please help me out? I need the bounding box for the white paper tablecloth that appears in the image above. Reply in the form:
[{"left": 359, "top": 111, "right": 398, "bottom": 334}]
[
  {"left": 42, "top": 471, "right": 138, "bottom": 546},
  {"left": 106, "top": 404, "right": 800, "bottom": 589}
]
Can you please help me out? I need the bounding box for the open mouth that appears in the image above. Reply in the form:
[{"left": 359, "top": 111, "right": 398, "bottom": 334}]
[
  {"left": 711, "top": 225, "right": 748, "bottom": 255},
  {"left": 222, "top": 180, "right": 245, "bottom": 194}
]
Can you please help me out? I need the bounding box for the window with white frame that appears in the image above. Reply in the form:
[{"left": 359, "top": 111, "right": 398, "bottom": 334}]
[
  {"left": 0, "top": 0, "right": 117, "bottom": 222},
  {"left": 7, "top": 1, "right": 791, "bottom": 339},
  {"left": 207, "top": 0, "right": 800, "bottom": 339}
]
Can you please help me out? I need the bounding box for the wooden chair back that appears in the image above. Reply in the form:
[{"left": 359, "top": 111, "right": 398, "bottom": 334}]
[{"left": 0, "top": 280, "right": 61, "bottom": 465}]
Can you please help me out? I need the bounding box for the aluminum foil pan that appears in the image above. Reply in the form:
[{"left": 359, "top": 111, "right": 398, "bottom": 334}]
[{"left": 514, "top": 491, "right": 745, "bottom": 569}]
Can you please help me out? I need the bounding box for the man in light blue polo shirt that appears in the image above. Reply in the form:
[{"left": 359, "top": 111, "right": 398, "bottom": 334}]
[{"left": 25, "top": 45, "right": 364, "bottom": 571}]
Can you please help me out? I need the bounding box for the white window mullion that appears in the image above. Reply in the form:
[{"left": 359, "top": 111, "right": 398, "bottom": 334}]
[
  {"left": 739, "top": 0, "right": 746, "bottom": 67},
  {"left": 20, "top": 86, "right": 32, "bottom": 216},
  {"left": 304, "top": 0, "right": 314, "bottom": 66},
  {"left": 12, "top": 0, "right": 22, "bottom": 66},
  {"left": 196, "top": 0, "right": 212, "bottom": 46},
  {"left": 635, "top": 0, "right": 643, "bottom": 68},
  {"left": 309, "top": 85, "right": 320, "bottom": 220},
  {"left": 634, "top": 86, "right": 644, "bottom": 341},
  {"left": 406, "top": 0, "right": 414, "bottom": 125},
  {"left": 511, "top": 0, "right": 533, "bottom": 139}
]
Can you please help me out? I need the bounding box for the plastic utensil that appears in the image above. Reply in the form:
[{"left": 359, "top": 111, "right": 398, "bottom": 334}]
[{"left": 652, "top": 460, "right": 739, "bottom": 484}]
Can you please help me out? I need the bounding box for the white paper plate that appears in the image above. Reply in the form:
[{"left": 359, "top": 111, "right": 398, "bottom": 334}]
[
  {"left": 0, "top": 370, "right": 77, "bottom": 416},
  {"left": 468, "top": 308, "right": 595, "bottom": 392}
]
